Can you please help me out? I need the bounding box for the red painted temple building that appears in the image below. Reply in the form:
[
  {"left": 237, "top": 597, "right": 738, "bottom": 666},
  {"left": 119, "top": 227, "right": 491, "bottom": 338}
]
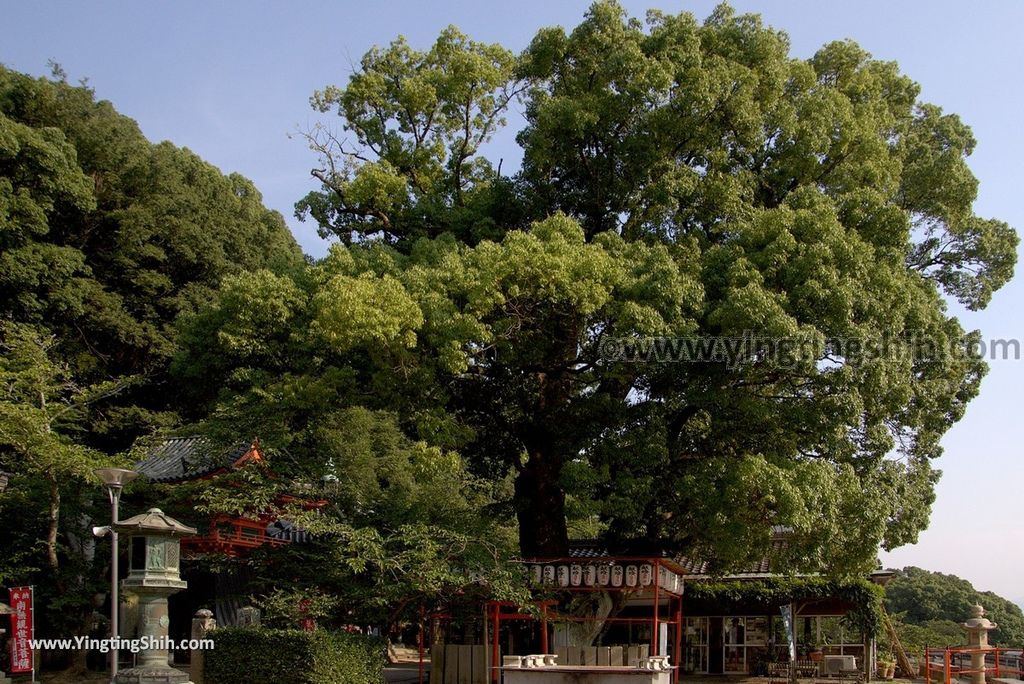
[{"left": 132, "top": 436, "right": 321, "bottom": 629}]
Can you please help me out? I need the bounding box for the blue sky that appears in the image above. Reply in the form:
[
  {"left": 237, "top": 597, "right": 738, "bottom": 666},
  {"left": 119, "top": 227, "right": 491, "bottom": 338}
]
[{"left": 5, "top": 1, "right": 1023, "bottom": 602}]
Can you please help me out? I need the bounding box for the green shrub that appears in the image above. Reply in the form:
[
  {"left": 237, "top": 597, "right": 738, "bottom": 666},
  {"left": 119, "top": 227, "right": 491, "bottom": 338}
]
[{"left": 205, "top": 628, "right": 386, "bottom": 684}]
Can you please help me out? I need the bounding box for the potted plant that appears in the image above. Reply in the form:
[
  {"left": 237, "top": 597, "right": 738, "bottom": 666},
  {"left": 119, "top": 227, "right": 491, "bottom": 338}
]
[{"left": 877, "top": 653, "right": 896, "bottom": 680}]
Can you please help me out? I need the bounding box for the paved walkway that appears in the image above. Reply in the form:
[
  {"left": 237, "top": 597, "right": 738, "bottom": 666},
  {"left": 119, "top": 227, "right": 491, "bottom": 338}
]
[{"left": 386, "top": 662, "right": 427, "bottom": 684}]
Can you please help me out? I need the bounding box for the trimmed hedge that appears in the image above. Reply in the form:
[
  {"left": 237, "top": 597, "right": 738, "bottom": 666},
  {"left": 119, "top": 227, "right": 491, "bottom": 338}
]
[{"left": 205, "top": 628, "right": 386, "bottom": 684}]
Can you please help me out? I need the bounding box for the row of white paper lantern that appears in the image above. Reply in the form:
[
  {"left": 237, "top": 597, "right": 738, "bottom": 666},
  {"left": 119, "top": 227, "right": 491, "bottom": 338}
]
[{"left": 529, "top": 563, "right": 682, "bottom": 592}]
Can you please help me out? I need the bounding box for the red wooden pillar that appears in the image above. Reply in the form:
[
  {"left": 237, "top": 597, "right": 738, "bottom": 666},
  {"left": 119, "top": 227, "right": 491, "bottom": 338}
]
[
  {"left": 673, "top": 594, "right": 683, "bottom": 684},
  {"left": 541, "top": 602, "right": 549, "bottom": 654},
  {"left": 652, "top": 560, "right": 661, "bottom": 656}
]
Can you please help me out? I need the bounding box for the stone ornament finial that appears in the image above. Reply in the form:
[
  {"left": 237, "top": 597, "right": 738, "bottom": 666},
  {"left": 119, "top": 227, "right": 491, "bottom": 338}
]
[{"left": 962, "top": 604, "right": 998, "bottom": 631}]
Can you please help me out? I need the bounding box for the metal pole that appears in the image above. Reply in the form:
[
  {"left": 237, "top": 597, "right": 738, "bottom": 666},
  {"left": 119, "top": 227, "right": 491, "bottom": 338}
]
[
  {"left": 492, "top": 603, "right": 500, "bottom": 683},
  {"left": 418, "top": 604, "right": 425, "bottom": 684},
  {"left": 110, "top": 486, "right": 120, "bottom": 683},
  {"left": 31, "top": 584, "right": 36, "bottom": 684}
]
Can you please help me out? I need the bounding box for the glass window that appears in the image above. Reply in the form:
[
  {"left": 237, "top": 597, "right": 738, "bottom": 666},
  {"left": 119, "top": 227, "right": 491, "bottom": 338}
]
[
  {"left": 130, "top": 536, "right": 146, "bottom": 571},
  {"left": 683, "top": 617, "right": 709, "bottom": 673},
  {"left": 725, "top": 617, "right": 746, "bottom": 645}
]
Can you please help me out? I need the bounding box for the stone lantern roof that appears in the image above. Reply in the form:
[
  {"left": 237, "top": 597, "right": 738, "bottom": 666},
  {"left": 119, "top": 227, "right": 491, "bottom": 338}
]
[{"left": 112, "top": 508, "right": 197, "bottom": 537}]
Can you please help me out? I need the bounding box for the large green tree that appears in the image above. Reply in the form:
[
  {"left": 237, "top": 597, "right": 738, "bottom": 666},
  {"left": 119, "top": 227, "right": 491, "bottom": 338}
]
[{"left": 183, "top": 2, "right": 1016, "bottom": 574}]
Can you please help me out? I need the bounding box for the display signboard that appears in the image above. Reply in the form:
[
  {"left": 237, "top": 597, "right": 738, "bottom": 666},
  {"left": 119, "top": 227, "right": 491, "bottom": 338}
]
[
  {"left": 8, "top": 586, "right": 34, "bottom": 674},
  {"left": 780, "top": 604, "right": 796, "bottom": 662}
]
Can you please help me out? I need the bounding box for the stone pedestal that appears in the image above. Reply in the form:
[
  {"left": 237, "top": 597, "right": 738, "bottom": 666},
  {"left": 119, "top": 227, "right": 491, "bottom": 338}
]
[{"left": 962, "top": 604, "right": 998, "bottom": 684}]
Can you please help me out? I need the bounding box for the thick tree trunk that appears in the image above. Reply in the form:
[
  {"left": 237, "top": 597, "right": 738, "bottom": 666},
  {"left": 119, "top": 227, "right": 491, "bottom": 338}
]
[{"left": 515, "top": 448, "right": 569, "bottom": 557}]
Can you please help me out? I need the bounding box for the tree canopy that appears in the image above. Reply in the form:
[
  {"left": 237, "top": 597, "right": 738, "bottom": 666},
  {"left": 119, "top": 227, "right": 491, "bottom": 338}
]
[
  {"left": 0, "top": 64, "right": 303, "bottom": 644},
  {"left": 883, "top": 566, "right": 1024, "bottom": 649},
  {"left": 179, "top": 0, "right": 1017, "bottom": 577}
]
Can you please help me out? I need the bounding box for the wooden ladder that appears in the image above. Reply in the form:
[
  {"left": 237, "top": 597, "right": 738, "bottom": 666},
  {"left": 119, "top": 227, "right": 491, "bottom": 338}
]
[{"left": 882, "top": 607, "right": 915, "bottom": 678}]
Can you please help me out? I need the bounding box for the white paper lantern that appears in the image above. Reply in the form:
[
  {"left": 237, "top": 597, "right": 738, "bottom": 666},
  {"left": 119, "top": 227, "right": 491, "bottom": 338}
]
[
  {"left": 625, "top": 565, "right": 638, "bottom": 587},
  {"left": 611, "top": 565, "right": 624, "bottom": 587},
  {"left": 557, "top": 565, "right": 570, "bottom": 587}
]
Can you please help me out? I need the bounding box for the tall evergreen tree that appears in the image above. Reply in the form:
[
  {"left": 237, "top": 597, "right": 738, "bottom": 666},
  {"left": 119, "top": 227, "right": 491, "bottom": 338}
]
[{"left": 281, "top": 3, "right": 1015, "bottom": 570}]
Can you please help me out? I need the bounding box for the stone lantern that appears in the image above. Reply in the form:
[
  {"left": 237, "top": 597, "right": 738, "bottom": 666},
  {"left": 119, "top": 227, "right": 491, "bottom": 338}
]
[
  {"left": 113, "top": 508, "right": 197, "bottom": 684},
  {"left": 961, "top": 604, "right": 998, "bottom": 684}
]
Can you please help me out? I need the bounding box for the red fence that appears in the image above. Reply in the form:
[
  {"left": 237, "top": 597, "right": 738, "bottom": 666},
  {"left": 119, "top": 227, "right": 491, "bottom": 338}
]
[{"left": 924, "top": 647, "right": 1023, "bottom": 684}]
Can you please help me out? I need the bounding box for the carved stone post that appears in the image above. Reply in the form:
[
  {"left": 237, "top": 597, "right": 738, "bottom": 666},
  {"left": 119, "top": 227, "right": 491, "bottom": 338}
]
[
  {"left": 962, "top": 604, "right": 998, "bottom": 684},
  {"left": 190, "top": 609, "right": 216, "bottom": 684}
]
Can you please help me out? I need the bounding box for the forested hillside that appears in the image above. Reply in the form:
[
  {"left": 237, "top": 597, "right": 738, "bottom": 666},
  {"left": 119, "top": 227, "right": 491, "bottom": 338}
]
[
  {"left": 0, "top": 64, "right": 303, "bottom": 648},
  {"left": 885, "top": 566, "right": 1024, "bottom": 652}
]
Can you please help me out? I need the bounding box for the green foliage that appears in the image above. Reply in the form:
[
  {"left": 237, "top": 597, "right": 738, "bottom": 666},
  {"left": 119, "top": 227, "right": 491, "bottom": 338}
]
[
  {"left": 297, "top": 26, "right": 523, "bottom": 245},
  {"left": 205, "top": 628, "right": 386, "bottom": 684},
  {"left": 0, "top": 321, "right": 127, "bottom": 636},
  {"left": 686, "top": 577, "right": 885, "bottom": 637},
  {"left": 278, "top": 1, "right": 1017, "bottom": 570},
  {"left": 884, "top": 567, "right": 1024, "bottom": 646},
  {"left": 0, "top": 64, "right": 304, "bottom": 450},
  {"left": 258, "top": 589, "right": 341, "bottom": 629},
  {"left": 0, "top": 64, "right": 302, "bottom": 645},
  {"left": 880, "top": 618, "right": 965, "bottom": 655}
]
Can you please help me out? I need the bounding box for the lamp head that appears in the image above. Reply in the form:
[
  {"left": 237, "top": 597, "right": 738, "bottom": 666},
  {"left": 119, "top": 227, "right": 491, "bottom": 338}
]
[
  {"left": 94, "top": 467, "right": 138, "bottom": 490},
  {"left": 92, "top": 525, "right": 111, "bottom": 538}
]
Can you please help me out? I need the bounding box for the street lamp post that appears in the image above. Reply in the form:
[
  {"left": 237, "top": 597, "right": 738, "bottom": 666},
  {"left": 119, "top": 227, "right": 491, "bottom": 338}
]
[{"left": 94, "top": 468, "right": 138, "bottom": 683}]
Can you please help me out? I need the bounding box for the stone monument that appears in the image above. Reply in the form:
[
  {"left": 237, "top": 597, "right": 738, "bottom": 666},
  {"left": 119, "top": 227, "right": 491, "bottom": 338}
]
[
  {"left": 113, "top": 508, "right": 197, "bottom": 684},
  {"left": 961, "top": 604, "right": 998, "bottom": 684},
  {"left": 189, "top": 609, "right": 216, "bottom": 684}
]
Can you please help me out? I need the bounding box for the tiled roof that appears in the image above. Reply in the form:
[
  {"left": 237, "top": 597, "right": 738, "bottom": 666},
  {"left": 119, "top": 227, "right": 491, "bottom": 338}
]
[
  {"left": 135, "top": 436, "right": 259, "bottom": 483},
  {"left": 112, "top": 507, "right": 197, "bottom": 536},
  {"left": 563, "top": 534, "right": 791, "bottom": 579},
  {"left": 677, "top": 536, "right": 791, "bottom": 578},
  {"left": 568, "top": 539, "right": 612, "bottom": 558}
]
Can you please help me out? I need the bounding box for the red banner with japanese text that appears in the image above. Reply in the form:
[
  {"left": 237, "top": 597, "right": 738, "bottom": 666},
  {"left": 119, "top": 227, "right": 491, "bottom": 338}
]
[{"left": 8, "top": 586, "right": 33, "bottom": 673}]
